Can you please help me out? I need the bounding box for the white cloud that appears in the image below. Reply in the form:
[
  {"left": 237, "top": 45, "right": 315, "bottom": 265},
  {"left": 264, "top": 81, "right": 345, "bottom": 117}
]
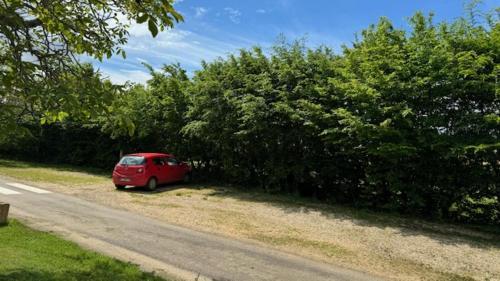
[
  {"left": 123, "top": 28, "right": 245, "bottom": 66},
  {"left": 89, "top": 26, "right": 261, "bottom": 84},
  {"left": 127, "top": 23, "right": 151, "bottom": 37},
  {"left": 224, "top": 7, "right": 241, "bottom": 24},
  {"left": 115, "top": 13, "right": 150, "bottom": 37},
  {"left": 194, "top": 7, "right": 207, "bottom": 18},
  {"left": 89, "top": 10, "right": 272, "bottom": 84},
  {"left": 256, "top": 9, "right": 267, "bottom": 14},
  {"left": 136, "top": 57, "right": 149, "bottom": 64},
  {"left": 100, "top": 68, "right": 151, "bottom": 84}
]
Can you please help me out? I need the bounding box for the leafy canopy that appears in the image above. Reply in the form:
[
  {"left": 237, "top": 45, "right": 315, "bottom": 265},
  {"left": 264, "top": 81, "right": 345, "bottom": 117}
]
[{"left": 0, "top": 0, "right": 183, "bottom": 135}]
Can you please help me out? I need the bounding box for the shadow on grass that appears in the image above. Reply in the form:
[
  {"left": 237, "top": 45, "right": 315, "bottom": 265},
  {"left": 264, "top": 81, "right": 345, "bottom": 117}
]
[
  {"left": 117, "top": 182, "right": 188, "bottom": 195},
  {"left": 199, "top": 184, "right": 500, "bottom": 251},
  {"left": 125, "top": 179, "right": 500, "bottom": 250},
  {"left": 0, "top": 260, "right": 166, "bottom": 281}
]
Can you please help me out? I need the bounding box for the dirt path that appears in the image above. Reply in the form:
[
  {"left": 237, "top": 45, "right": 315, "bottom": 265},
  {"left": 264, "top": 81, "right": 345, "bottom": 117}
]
[
  {"left": 0, "top": 178, "right": 381, "bottom": 281},
  {"left": 1, "top": 169, "right": 499, "bottom": 281}
]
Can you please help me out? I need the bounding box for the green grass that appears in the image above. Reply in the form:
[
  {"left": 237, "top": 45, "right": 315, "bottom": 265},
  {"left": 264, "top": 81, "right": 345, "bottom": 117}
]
[
  {"left": 0, "top": 159, "right": 109, "bottom": 187},
  {"left": 0, "top": 220, "right": 168, "bottom": 281}
]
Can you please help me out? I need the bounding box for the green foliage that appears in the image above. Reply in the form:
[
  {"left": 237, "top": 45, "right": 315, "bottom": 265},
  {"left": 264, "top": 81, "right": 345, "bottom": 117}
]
[
  {"left": 0, "top": 0, "right": 183, "bottom": 139},
  {"left": 2, "top": 7, "right": 499, "bottom": 225}
]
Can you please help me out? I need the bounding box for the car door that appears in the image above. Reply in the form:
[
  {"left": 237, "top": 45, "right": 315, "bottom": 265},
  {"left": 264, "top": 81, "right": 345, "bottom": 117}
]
[
  {"left": 165, "top": 157, "right": 183, "bottom": 181},
  {"left": 152, "top": 157, "right": 168, "bottom": 183}
]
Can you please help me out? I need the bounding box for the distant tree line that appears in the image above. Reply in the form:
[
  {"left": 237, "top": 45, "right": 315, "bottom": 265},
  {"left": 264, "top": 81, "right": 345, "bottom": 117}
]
[{"left": 2, "top": 11, "right": 499, "bottom": 224}]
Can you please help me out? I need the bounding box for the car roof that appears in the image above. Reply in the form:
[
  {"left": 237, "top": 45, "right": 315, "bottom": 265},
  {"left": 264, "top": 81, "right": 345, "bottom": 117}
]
[{"left": 126, "top": 152, "right": 173, "bottom": 158}]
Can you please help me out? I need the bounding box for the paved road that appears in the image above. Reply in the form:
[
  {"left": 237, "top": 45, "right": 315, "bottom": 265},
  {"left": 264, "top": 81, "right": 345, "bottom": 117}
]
[{"left": 0, "top": 179, "right": 382, "bottom": 281}]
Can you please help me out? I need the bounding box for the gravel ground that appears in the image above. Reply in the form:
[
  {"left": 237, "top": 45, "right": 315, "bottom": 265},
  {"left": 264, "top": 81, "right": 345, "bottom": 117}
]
[{"left": 3, "top": 175, "right": 500, "bottom": 281}]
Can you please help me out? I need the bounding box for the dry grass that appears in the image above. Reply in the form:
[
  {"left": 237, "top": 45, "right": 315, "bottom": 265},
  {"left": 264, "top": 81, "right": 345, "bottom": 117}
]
[
  {"left": 0, "top": 159, "right": 499, "bottom": 281},
  {"left": 0, "top": 159, "right": 109, "bottom": 187}
]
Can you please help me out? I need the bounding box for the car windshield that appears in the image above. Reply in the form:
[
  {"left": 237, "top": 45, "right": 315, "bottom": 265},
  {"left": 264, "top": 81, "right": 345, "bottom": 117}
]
[{"left": 119, "top": 156, "right": 145, "bottom": 165}]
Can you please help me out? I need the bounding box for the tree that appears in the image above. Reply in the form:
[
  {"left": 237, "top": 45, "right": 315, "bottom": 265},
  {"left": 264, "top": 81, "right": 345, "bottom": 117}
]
[
  {"left": 0, "top": 0, "right": 183, "bottom": 135},
  {"left": 180, "top": 11, "right": 498, "bottom": 223},
  {"left": 100, "top": 63, "right": 192, "bottom": 156},
  {"left": 2, "top": 4, "right": 498, "bottom": 225}
]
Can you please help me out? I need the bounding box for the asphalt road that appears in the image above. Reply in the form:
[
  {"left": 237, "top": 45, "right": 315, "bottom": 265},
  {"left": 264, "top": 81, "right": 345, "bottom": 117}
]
[{"left": 0, "top": 179, "right": 382, "bottom": 281}]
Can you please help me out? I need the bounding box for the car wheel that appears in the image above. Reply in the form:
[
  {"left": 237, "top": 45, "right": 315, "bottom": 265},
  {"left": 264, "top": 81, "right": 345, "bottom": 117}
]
[
  {"left": 115, "top": 184, "right": 125, "bottom": 190},
  {"left": 147, "top": 177, "right": 157, "bottom": 191},
  {"left": 183, "top": 172, "right": 191, "bottom": 183}
]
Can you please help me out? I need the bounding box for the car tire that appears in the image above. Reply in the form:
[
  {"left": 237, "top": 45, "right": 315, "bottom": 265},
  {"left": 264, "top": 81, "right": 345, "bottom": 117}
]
[
  {"left": 183, "top": 172, "right": 192, "bottom": 183},
  {"left": 147, "top": 177, "right": 157, "bottom": 191},
  {"left": 115, "top": 184, "right": 125, "bottom": 190}
]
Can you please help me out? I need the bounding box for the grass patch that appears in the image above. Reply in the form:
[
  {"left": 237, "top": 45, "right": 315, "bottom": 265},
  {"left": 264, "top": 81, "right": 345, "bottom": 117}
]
[
  {"left": 0, "top": 159, "right": 109, "bottom": 187},
  {"left": 130, "top": 199, "right": 182, "bottom": 209},
  {"left": 0, "top": 220, "right": 167, "bottom": 281},
  {"left": 205, "top": 184, "right": 500, "bottom": 240},
  {"left": 252, "top": 234, "right": 351, "bottom": 258},
  {"left": 206, "top": 208, "right": 257, "bottom": 233}
]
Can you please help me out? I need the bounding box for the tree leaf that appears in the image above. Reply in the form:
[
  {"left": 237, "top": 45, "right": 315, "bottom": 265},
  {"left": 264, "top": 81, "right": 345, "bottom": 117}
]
[
  {"left": 148, "top": 19, "right": 158, "bottom": 37},
  {"left": 136, "top": 13, "right": 148, "bottom": 24}
]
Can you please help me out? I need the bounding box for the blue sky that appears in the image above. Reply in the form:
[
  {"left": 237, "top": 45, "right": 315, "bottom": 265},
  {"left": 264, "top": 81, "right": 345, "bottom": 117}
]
[{"left": 93, "top": 0, "right": 498, "bottom": 84}]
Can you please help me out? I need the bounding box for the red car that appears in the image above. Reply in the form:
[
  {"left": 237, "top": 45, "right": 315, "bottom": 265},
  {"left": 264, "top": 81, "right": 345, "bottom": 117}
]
[{"left": 112, "top": 153, "right": 192, "bottom": 190}]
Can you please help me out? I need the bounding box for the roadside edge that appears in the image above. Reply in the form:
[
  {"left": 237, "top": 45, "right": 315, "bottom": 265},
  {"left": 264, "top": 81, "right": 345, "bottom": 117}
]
[{"left": 10, "top": 207, "right": 213, "bottom": 281}]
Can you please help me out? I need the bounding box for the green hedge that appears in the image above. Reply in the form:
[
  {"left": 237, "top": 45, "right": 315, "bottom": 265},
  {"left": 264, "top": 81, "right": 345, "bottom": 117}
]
[{"left": 2, "top": 12, "right": 498, "bottom": 225}]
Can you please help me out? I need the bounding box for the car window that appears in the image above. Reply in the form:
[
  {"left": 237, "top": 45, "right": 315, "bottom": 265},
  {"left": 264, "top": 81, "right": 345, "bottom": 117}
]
[
  {"left": 153, "top": 158, "right": 165, "bottom": 166},
  {"left": 166, "top": 157, "right": 179, "bottom": 166},
  {"left": 119, "top": 156, "right": 145, "bottom": 165}
]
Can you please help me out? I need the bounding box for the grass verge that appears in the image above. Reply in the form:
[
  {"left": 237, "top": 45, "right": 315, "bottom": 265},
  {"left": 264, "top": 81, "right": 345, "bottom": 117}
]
[
  {"left": 0, "top": 159, "right": 109, "bottom": 187},
  {"left": 0, "top": 220, "right": 167, "bottom": 281}
]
